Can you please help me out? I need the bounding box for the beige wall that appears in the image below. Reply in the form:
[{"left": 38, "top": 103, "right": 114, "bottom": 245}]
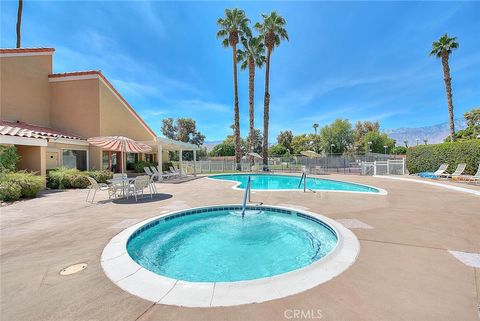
[
  {"left": 0, "top": 55, "right": 53, "bottom": 126},
  {"left": 50, "top": 78, "right": 100, "bottom": 138},
  {"left": 17, "top": 145, "right": 46, "bottom": 177},
  {"left": 99, "top": 80, "right": 154, "bottom": 141}
]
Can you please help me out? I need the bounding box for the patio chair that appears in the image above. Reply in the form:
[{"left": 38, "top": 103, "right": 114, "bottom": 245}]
[
  {"left": 86, "top": 176, "right": 115, "bottom": 203},
  {"left": 128, "top": 176, "right": 151, "bottom": 201},
  {"left": 439, "top": 163, "right": 466, "bottom": 179},
  {"left": 148, "top": 174, "right": 157, "bottom": 194}
]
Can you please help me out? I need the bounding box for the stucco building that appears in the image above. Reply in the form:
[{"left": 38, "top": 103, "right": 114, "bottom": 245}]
[{"left": 0, "top": 47, "right": 198, "bottom": 177}]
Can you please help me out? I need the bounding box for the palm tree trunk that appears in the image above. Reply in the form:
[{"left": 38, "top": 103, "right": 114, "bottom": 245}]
[
  {"left": 262, "top": 48, "right": 271, "bottom": 169},
  {"left": 248, "top": 58, "right": 255, "bottom": 157},
  {"left": 232, "top": 44, "right": 241, "bottom": 170},
  {"left": 441, "top": 51, "right": 455, "bottom": 142},
  {"left": 16, "top": 0, "right": 23, "bottom": 48}
]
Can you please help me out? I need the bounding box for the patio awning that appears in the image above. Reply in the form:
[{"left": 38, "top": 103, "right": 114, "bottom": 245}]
[
  {"left": 245, "top": 152, "right": 262, "bottom": 159},
  {"left": 141, "top": 137, "right": 200, "bottom": 151},
  {"left": 301, "top": 150, "right": 321, "bottom": 158}
]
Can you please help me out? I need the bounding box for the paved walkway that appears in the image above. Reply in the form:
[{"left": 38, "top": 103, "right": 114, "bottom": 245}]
[{"left": 1, "top": 174, "right": 479, "bottom": 321}]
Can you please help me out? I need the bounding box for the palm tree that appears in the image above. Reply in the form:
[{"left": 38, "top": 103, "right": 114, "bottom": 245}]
[
  {"left": 430, "top": 34, "right": 459, "bottom": 142},
  {"left": 16, "top": 0, "right": 23, "bottom": 48},
  {"left": 217, "top": 8, "right": 250, "bottom": 171},
  {"left": 255, "top": 11, "right": 288, "bottom": 169},
  {"left": 237, "top": 35, "right": 266, "bottom": 155}
]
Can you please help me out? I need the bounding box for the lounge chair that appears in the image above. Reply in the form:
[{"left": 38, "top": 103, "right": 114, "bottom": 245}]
[
  {"left": 162, "top": 171, "right": 176, "bottom": 180},
  {"left": 86, "top": 176, "right": 115, "bottom": 203},
  {"left": 434, "top": 163, "right": 449, "bottom": 176},
  {"left": 149, "top": 166, "right": 162, "bottom": 181},
  {"left": 439, "top": 163, "right": 466, "bottom": 179},
  {"left": 169, "top": 166, "right": 184, "bottom": 177},
  {"left": 469, "top": 165, "right": 480, "bottom": 185},
  {"left": 144, "top": 167, "right": 156, "bottom": 180},
  {"left": 456, "top": 164, "right": 480, "bottom": 184}
]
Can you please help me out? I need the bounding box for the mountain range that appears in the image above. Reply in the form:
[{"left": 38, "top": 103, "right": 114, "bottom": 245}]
[
  {"left": 384, "top": 119, "right": 467, "bottom": 145},
  {"left": 203, "top": 119, "right": 467, "bottom": 149}
]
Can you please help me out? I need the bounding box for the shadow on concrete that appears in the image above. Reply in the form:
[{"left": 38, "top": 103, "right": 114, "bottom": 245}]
[{"left": 103, "top": 193, "right": 173, "bottom": 205}]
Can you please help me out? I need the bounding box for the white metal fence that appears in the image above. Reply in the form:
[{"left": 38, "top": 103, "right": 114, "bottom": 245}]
[
  {"left": 360, "top": 159, "right": 406, "bottom": 176},
  {"left": 179, "top": 154, "right": 406, "bottom": 176}
]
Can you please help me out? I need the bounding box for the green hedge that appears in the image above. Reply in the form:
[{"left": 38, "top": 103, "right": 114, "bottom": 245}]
[
  {"left": 132, "top": 161, "right": 158, "bottom": 173},
  {"left": 0, "top": 171, "right": 44, "bottom": 201},
  {"left": 406, "top": 140, "right": 480, "bottom": 175},
  {"left": 47, "top": 168, "right": 113, "bottom": 189}
]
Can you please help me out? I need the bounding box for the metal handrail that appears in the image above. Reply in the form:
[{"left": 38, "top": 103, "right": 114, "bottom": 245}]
[{"left": 241, "top": 176, "right": 251, "bottom": 218}]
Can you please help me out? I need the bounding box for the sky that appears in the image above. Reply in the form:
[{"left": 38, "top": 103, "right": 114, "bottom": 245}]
[{"left": 1, "top": 1, "right": 479, "bottom": 141}]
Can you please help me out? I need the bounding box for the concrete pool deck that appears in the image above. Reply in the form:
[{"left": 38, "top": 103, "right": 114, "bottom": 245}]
[{"left": 1, "top": 174, "right": 479, "bottom": 321}]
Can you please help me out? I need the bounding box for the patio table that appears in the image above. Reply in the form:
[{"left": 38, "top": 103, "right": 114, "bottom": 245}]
[{"left": 107, "top": 177, "right": 134, "bottom": 198}]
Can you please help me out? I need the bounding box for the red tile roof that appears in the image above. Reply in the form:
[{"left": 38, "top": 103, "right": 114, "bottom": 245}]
[
  {"left": 0, "top": 48, "right": 55, "bottom": 54},
  {"left": 48, "top": 70, "right": 157, "bottom": 138},
  {"left": 0, "top": 120, "right": 84, "bottom": 140}
]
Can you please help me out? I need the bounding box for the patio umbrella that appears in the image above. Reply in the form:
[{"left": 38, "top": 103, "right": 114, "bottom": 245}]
[
  {"left": 87, "top": 136, "right": 152, "bottom": 174},
  {"left": 300, "top": 150, "right": 321, "bottom": 158}
]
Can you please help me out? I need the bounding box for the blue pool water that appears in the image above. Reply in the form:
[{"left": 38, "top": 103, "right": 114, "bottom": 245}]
[
  {"left": 209, "top": 174, "right": 380, "bottom": 193},
  {"left": 127, "top": 206, "right": 338, "bottom": 282}
]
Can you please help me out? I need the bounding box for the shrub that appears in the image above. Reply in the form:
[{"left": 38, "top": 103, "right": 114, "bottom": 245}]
[
  {"left": 132, "top": 161, "right": 157, "bottom": 173},
  {"left": 0, "top": 181, "right": 22, "bottom": 202},
  {"left": 406, "top": 140, "right": 480, "bottom": 175},
  {"left": 86, "top": 170, "right": 113, "bottom": 184},
  {"left": 1, "top": 171, "right": 43, "bottom": 198},
  {"left": 47, "top": 168, "right": 114, "bottom": 189},
  {"left": 162, "top": 161, "right": 173, "bottom": 172},
  {"left": 393, "top": 146, "right": 407, "bottom": 155},
  {"left": 47, "top": 167, "right": 89, "bottom": 189},
  {"left": 0, "top": 145, "right": 20, "bottom": 172}
]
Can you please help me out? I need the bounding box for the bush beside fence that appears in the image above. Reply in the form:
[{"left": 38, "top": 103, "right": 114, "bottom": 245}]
[{"left": 406, "top": 140, "right": 480, "bottom": 175}]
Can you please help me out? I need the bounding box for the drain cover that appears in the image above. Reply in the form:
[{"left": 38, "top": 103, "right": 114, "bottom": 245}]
[{"left": 60, "top": 263, "right": 87, "bottom": 275}]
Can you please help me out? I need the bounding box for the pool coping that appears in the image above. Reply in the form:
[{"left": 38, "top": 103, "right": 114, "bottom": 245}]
[
  {"left": 101, "top": 204, "right": 360, "bottom": 307},
  {"left": 374, "top": 175, "right": 480, "bottom": 196},
  {"left": 206, "top": 173, "right": 388, "bottom": 195}
]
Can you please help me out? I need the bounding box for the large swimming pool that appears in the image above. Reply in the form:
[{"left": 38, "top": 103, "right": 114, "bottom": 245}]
[{"left": 209, "top": 174, "right": 382, "bottom": 193}]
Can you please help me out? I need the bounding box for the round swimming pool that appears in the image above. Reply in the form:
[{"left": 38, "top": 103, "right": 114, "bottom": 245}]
[
  {"left": 101, "top": 205, "right": 360, "bottom": 307},
  {"left": 208, "top": 174, "right": 385, "bottom": 194},
  {"left": 127, "top": 206, "right": 337, "bottom": 282}
]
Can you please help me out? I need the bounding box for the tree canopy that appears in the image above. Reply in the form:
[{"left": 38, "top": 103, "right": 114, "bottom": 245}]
[
  {"left": 161, "top": 118, "right": 205, "bottom": 146},
  {"left": 445, "top": 107, "right": 480, "bottom": 141},
  {"left": 319, "top": 119, "right": 354, "bottom": 153}
]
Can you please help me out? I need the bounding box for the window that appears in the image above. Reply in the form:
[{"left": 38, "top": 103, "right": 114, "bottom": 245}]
[
  {"left": 126, "top": 153, "right": 138, "bottom": 170},
  {"left": 102, "top": 151, "right": 118, "bottom": 172},
  {"left": 63, "top": 149, "right": 87, "bottom": 171},
  {"left": 144, "top": 153, "right": 155, "bottom": 163}
]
